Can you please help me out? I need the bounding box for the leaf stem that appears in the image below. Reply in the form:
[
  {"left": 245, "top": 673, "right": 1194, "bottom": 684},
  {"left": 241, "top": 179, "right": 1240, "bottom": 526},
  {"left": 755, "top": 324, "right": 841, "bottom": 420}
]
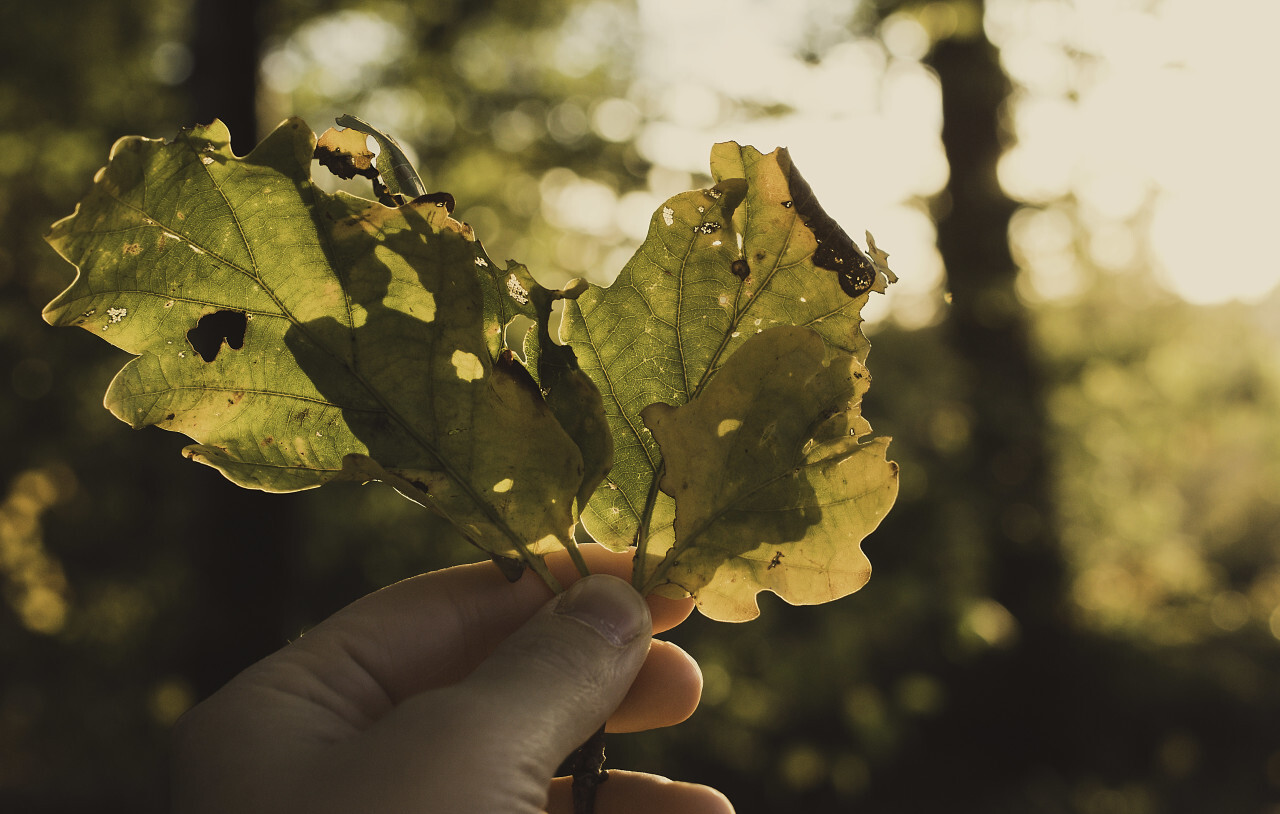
[
  {"left": 563, "top": 724, "right": 608, "bottom": 814},
  {"left": 527, "top": 554, "right": 563, "bottom": 594},
  {"left": 631, "top": 465, "right": 665, "bottom": 591},
  {"left": 564, "top": 534, "right": 592, "bottom": 579}
]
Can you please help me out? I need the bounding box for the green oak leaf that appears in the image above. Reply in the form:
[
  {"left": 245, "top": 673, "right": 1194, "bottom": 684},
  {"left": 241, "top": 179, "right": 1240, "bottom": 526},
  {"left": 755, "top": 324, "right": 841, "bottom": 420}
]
[
  {"left": 42, "top": 118, "right": 585, "bottom": 574},
  {"left": 562, "top": 142, "right": 896, "bottom": 593},
  {"left": 640, "top": 326, "right": 899, "bottom": 621}
]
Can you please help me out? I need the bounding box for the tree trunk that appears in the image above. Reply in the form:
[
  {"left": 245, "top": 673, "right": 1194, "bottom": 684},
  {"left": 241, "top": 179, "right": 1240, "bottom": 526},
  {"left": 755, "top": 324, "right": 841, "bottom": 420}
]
[
  {"left": 861, "top": 16, "right": 1073, "bottom": 811},
  {"left": 178, "top": 0, "right": 299, "bottom": 698},
  {"left": 187, "top": 0, "right": 262, "bottom": 152},
  {"left": 930, "top": 26, "right": 1064, "bottom": 631}
]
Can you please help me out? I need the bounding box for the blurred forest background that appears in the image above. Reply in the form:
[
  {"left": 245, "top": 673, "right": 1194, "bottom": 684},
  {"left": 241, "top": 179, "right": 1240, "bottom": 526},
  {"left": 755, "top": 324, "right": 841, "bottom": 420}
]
[{"left": 3, "top": 0, "right": 1279, "bottom": 811}]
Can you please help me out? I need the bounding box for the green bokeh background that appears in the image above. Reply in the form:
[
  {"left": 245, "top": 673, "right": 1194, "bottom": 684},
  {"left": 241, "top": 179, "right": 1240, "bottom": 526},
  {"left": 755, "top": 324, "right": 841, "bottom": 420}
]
[{"left": 3, "top": 1, "right": 1279, "bottom": 812}]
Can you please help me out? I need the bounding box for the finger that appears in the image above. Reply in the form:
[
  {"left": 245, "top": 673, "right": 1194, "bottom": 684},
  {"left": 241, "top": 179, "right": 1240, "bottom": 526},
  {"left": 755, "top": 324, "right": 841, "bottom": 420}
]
[
  {"left": 608, "top": 639, "right": 702, "bottom": 733},
  {"left": 547, "top": 770, "right": 735, "bottom": 814},
  {"left": 455, "top": 574, "right": 653, "bottom": 778}
]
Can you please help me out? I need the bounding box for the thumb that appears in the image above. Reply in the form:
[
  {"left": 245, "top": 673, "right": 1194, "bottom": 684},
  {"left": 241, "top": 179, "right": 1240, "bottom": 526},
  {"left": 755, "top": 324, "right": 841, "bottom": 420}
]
[
  {"left": 464, "top": 573, "right": 653, "bottom": 767},
  {"left": 369, "top": 573, "right": 653, "bottom": 813}
]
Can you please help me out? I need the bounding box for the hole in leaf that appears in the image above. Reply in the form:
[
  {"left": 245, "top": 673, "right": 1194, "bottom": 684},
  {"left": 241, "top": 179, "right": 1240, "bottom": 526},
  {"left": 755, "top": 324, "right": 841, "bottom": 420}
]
[{"left": 187, "top": 310, "right": 247, "bottom": 362}]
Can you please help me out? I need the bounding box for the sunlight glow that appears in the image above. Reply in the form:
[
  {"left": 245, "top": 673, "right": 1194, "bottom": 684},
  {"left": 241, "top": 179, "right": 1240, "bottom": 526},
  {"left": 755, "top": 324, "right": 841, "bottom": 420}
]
[
  {"left": 991, "top": 0, "right": 1280, "bottom": 305},
  {"left": 262, "top": 10, "right": 408, "bottom": 97}
]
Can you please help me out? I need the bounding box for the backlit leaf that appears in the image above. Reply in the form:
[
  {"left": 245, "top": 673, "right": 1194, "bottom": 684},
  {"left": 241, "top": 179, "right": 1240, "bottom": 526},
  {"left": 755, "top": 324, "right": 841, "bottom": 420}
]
[
  {"left": 43, "top": 119, "right": 584, "bottom": 569},
  {"left": 640, "top": 326, "right": 899, "bottom": 621},
  {"left": 562, "top": 142, "right": 897, "bottom": 612}
]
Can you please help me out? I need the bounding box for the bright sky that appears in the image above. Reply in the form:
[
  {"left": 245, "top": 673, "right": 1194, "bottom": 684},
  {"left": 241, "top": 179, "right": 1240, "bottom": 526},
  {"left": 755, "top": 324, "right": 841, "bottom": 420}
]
[
  {"left": 265, "top": 0, "right": 1279, "bottom": 312},
  {"left": 990, "top": 0, "right": 1280, "bottom": 306},
  {"left": 629, "top": 0, "right": 1280, "bottom": 312}
]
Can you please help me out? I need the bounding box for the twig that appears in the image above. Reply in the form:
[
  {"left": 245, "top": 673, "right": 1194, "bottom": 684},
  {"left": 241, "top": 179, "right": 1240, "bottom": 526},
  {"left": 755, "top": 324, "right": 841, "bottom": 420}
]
[{"left": 563, "top": 724, "right": 608, "bottom": 814}]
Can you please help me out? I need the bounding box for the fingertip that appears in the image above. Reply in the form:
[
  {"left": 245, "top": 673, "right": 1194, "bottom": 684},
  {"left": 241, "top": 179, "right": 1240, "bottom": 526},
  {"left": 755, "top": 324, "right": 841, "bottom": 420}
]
[
  {"left": 647, "top": 592, "right": 696, "bottom": 634},
  {"left": 548, "top": 771, "right": 735, "bottom": 814},
  {"left": 543, "top": 543, "right": 633, "bottom": 588},
  {"left": 609, "top": 639, "right": 703, "bottom": 733}
]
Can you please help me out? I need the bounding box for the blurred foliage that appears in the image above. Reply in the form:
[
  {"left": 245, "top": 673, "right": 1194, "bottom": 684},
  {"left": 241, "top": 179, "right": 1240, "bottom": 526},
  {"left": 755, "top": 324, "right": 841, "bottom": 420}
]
[
  {"left": 257, "top": 0, "right": 651, "bottom": 289},
  {"left": 1041, "top": 277, "right": 1280, "bottom": 645},
  {"left": 4, "top": 0, "right": 1280, "bottom": 812}
]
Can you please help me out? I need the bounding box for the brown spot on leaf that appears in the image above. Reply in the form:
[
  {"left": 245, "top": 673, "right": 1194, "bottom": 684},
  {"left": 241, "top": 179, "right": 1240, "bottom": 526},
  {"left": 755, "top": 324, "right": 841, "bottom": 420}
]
[
  {"left": 413, "top": 191, "right": 455, "bottom": 213},
  {"left": 122, "top": 243, "right": 141, "bottom": 256},
  {"left": 731, "top": 259, "right": 750, "bottom": 280}
]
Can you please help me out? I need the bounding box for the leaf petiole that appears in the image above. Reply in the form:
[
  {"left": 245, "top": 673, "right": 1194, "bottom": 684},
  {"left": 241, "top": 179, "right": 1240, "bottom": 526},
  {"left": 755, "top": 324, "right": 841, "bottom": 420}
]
[
  {"left": 630, "top": 467, "right": 665, "bottom": 592},
  {"left": 525, "top": 553, "right": 564, "bottom": 594},
  {"left": 563, "top": 536, "right": 592, "bottom": 579}
]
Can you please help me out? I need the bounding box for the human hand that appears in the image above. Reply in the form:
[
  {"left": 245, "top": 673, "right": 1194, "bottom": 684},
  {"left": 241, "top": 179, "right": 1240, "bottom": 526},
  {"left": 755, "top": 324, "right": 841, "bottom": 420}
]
[{"left": 172, "top": 545, "right": 733, "bottom": 814}]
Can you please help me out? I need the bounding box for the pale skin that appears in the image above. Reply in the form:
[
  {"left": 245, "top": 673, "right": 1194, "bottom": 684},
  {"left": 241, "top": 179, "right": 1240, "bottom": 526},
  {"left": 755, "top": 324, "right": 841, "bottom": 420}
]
[{"left": 172, "top": 545, "right": 734, "bottom": 814}]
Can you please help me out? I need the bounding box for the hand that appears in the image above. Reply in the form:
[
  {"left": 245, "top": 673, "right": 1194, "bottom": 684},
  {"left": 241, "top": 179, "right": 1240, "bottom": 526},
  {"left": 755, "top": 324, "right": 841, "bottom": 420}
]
[{"left": 172, "top": 545, "right": 733, "bottom": 814}]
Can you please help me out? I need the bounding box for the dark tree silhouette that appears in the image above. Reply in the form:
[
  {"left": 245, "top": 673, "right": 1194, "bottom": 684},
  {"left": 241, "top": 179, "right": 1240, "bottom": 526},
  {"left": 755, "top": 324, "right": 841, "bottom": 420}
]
[
  {"left": 188, "top": 0, "right": 261, "bottom": 152},
  {"left": 859, "top": 14, "right": 1077, "bottom": 812},
  {"left": 176, "top": 0, "right": 303, "bottom": 700}
]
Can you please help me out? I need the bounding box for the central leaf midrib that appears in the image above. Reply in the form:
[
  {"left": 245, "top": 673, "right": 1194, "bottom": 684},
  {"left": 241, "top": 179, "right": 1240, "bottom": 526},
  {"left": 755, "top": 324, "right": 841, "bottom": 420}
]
[
  {"left": 688, "top": 191, "right": 802, "bottom": 399},
  {"left": 575, "top": 299, "right": 655, "bottom": 528},
  {"left": 141, "top": 383, "right": 385, "bottom": 411}
]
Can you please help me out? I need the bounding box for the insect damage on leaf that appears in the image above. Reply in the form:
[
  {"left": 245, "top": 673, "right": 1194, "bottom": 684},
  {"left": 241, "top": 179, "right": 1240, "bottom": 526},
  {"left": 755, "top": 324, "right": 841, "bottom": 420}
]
[
  {"left": 335, "top": 113, "right": 426, "bottom": 200},
  {"left": 314, "top": 126, "right": 378, "bottom": 181},
  {"left": 784, "top": 160, "right": 886, "bottom": 299},
  {"left": 186, "top": 310, "right": 247, "bottom": 363}
]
